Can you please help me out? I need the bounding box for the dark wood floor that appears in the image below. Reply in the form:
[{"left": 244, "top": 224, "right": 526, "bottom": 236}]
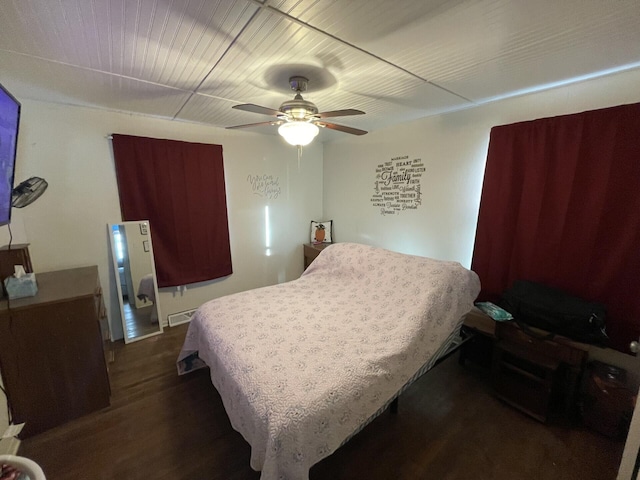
[
  {"left": 123, "top": 298, "right": 158, "bottom": 339},
  {"left": 20, "top": 324, "right": 625, "bottom": 480}
]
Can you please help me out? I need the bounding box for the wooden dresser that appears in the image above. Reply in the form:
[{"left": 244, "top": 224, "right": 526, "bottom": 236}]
[{"left": 0, "top": 266, "right": 111, "bottom": 437}]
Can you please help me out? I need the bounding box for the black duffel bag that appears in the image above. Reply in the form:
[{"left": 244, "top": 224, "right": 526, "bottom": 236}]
[{"left": 501, "top": 280, "right": 608, "bottom": 346}]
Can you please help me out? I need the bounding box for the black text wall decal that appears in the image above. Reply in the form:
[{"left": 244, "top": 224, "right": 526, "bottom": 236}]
[{"left": 371, "top": 156, "right": 424, "bottom": 215}]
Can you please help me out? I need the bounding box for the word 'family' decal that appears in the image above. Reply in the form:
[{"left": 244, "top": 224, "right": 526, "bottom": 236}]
[{"left": 371, "top": 156, "right": 424, "bottom": 215}]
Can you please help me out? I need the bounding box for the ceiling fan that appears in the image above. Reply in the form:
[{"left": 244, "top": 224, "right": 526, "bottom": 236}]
[{"left": 226, "top": 76, "right": 367, "bottom": 146}]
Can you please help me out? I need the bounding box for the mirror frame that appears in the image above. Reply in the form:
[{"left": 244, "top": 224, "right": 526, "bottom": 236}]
[{"left": 108, "top": 221, "right": 163, "bottom": 343}]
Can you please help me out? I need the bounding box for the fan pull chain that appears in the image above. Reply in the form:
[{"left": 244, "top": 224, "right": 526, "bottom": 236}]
[{"left": 297, "top": 145, "right": 302, "bottom": 169}]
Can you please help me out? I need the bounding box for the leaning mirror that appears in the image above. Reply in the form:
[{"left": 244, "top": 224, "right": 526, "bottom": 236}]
[{"left": 108, "top": 221, "right": 163, "bottom": 343}]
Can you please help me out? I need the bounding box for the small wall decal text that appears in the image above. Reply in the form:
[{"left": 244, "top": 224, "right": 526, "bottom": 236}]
[{"left": 247, "top": 174, "right": 281, "bottom": 199}]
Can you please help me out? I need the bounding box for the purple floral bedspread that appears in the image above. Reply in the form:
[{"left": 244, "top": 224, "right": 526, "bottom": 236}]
[{"left": 177, "top": 242, "right": 480, "bottom": 480}]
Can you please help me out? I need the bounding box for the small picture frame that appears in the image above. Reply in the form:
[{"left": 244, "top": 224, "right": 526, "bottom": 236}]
[
  {"left": 143, "top": 240, "right": 149, "bottom": 252},
  {"left": 310, "top": 220, "right": 333, "bottom": 244},
  {"left": 140, "top": 223, "right": 148, "bottom": 235}
]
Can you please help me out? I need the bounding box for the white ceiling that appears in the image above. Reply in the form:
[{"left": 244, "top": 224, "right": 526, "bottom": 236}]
[{"left": 1, "top": 0, "right": 639, "bottom": 141}]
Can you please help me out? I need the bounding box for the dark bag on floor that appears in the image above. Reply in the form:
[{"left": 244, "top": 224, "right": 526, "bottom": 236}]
[{"left": 501, "top": 280, "right": 608, "bottom": 345}]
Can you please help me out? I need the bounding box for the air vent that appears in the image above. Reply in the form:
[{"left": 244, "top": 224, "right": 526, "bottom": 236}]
[{"left": 168, "top": 308, "right": 197, "bottom": 327}]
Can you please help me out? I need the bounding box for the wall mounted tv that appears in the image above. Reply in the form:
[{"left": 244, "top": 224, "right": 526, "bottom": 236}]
[{"left": 0, "top": 82, "right": 20, "bottom": 227}]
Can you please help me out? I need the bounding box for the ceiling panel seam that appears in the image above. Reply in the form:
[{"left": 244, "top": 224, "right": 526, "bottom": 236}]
[
  {"left": 172, "top": 3, "right": 266, "bottom": 120},
  {"left": 0, "top": 48, "right": 192, "bottom": 94},
  {"left": 256, "top": 2, "right": 473, "bottom": 103}
]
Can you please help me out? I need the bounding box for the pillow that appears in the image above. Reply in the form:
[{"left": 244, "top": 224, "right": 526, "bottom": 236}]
[{"left": 310, "top": 220, "right": 332, "bottom": 244}]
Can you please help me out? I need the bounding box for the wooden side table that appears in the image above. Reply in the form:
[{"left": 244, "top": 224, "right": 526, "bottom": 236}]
[
  {"left": 460, "top": 307, "right": 497, "bottom": 368},
  {"left": 493, "top": 321, "right": 589, "bottom": 422},
  {"left": 303, "top": 243, "right": 332, "bottom": 270},
  {"left": 461, "top": 306, "right": 589, "bottom": 422}
]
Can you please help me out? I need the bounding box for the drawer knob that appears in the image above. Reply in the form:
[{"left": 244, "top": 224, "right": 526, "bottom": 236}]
[{"left": 630, "top": 341, "right": 639, "bottom": 354}]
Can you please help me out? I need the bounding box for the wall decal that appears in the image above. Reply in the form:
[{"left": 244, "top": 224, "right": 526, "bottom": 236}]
[
  {"left": 247, "top": 174, "right": 281, "bottom": 199},
  {"left": 371, "top": 156, "right": 424, "bottom": 215}
]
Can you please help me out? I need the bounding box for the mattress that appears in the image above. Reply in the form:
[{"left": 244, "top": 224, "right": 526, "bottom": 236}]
[{"left": 177, "top": 242, "right": 480, "bottom": 479}]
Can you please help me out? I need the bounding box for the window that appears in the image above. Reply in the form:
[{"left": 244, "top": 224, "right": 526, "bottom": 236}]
[{"left": 111, "top": 135, "right": 232, "bottom": 288}]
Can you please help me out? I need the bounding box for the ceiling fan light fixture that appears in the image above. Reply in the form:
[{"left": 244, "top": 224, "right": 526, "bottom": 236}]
[
  {"left": 278, "top": 121, "right": 319, "bottom": 146},
  {"left": 227, "top": 76, "right": 367, "bottom": 138}
]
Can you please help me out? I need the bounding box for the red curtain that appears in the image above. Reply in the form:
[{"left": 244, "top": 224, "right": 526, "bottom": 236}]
[
  {"left": 112, "top": 134, "right": 232, "bottom": 288},
  {"left": 471, "top": 103, "right": 640, "bottom": 352}
]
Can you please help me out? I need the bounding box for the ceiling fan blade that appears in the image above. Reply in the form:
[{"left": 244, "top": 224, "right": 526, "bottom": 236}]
[
  {"left": 226, "top": 120, "right": 282, "bottom": 130},
  {"left": 316, "top": 109, "right": 365, "bottom": 119},
  {"left": 232, "top": 104, "right": 284, "bottom": 117},
  {"left": 317, "top": 121, "right": 368, "bottom": 136}
]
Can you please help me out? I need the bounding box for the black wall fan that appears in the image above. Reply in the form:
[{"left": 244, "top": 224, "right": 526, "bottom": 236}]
[
  {"left": 12, "top": 176, "right": 48, "bottom": 208},
  {"left": 226, "top": 76, "right": 368, "bottom": 138}
]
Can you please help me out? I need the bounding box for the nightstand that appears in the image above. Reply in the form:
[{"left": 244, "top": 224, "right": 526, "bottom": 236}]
[
  {"left": 460, "top": 307, "right": 497, "bottom": 369},
  {"left": 493, "top": 321, "right": 589, "bottom": 422},
  {"left": 303, "top": 243, "right": 332, "bottom": 270},
  {"left": 460, "top": 307, "right": 589, "bottom": 422}
]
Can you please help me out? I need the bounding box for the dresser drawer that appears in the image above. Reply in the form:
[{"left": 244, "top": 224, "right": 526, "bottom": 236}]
[{"left": 497, "top": 323, "right": 587, "bottom": 367}]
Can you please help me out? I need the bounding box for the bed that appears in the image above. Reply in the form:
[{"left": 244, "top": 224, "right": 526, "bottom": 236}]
[
  {"left": 177, "top": 242, "right": 480, "bottom": 480},
  {"left": 137, "top": 273, "right": 155, "bottom": 304}
]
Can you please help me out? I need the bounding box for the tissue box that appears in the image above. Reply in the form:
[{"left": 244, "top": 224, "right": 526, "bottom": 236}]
[{"left": 4, "top": 273, "right": 38, "bottom": 299}]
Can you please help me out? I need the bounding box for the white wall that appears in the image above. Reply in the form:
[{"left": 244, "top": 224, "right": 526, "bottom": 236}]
[
  {"left": 323, "top": 66, "right": 640, "bottom": 383},
  {"left": 0, "top": 99, "right": 323, "bottom": 341}
]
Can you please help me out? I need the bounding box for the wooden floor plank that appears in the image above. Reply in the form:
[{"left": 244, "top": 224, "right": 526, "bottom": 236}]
[{"left": 20, "top": 324, "right": 624, "bottom": 479}]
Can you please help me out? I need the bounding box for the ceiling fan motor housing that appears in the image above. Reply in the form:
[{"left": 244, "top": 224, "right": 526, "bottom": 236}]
[
  {"left": 279, "top": 95, "right": 318, "bottom": 120},
  {"left": 227, "top": 74, "right": 367, "bottom": 136},
  {"left": 277, "top": 76, "right": 319, "bottom": 121}
]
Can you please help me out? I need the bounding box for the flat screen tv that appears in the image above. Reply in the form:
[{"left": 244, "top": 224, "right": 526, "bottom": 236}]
[{"left": 0, "top": 82, "right": 20, "bottom": 226}]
